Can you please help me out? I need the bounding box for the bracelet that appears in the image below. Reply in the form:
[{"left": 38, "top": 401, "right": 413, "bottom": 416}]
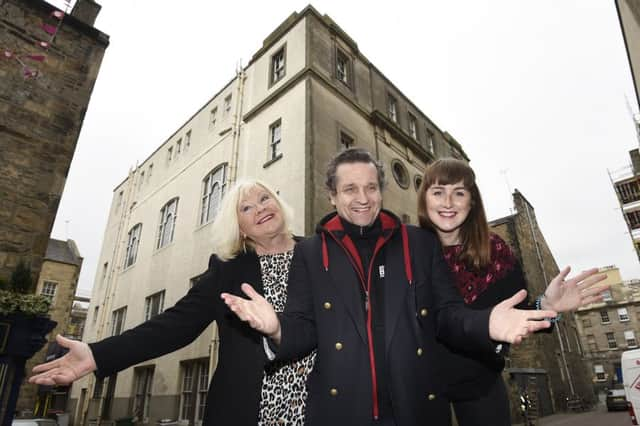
[{"left": 535, "top": 295, "right": 562, "bottom": 323}]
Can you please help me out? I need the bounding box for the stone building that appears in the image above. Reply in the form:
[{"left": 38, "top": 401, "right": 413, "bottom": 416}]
[
  {"left": 574, "top": 266, "right": 640, "bottom": 396},
  {"left": 489, "top": 190, "right": 595, "bottom": 421},
  {"left": 18, "top": 238, "right": 83, "bottom": 415},
  {"left": 72, "top": 5, "right": 470, "bottom": 426},
  {"left": 616, "top": 0, "right": 640, "bottom": 110},
  {"left": 0, "top": 0, "right": 108, "bottom": 283}
]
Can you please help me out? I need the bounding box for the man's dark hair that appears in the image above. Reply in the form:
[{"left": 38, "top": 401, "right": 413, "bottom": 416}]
[{"left": 325, "top": 148, "right": 386, "bottom": 194}]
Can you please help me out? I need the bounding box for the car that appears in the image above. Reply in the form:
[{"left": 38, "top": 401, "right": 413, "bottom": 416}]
[
  {"left": 12, "top": 419, "right": 58, "bottom": 426},
  {"left": 607, "top": 388, "right": 629, "bottom": 411}
]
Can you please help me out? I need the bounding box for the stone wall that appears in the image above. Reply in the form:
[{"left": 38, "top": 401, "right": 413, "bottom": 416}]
[{"left": 0, "top": 0, "right": 108, "bottom": 282}]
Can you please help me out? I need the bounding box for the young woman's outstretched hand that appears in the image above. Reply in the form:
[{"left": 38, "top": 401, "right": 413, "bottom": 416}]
[{"left": 540, "top": 267, "right": 608, "bottom": 312}]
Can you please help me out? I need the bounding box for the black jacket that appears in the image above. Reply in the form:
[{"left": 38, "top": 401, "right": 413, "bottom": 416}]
[
  {"left": 90, "top": 251, "right": 270, "bottom": 426},
  {"left": 276, "top": 211, "right": 496, "bottom": 426}
]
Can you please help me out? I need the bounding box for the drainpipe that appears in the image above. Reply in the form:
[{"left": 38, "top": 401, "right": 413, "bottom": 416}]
[
  {"left": 229, "top": 63, "right": 246, "bottom": 186},
  {"left": 522, "top": 199, "right": 575, "bottom": 396}
]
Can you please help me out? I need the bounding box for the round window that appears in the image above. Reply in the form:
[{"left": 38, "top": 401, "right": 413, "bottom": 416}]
[
  {"left": 414, "top": 175, "right": 423, "bottom": 191},
  {"left": 391, "top": 160, "right": 409, "bottom": 189}
]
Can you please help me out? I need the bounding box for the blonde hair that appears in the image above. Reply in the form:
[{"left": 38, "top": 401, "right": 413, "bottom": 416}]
[{"left": 211, "top": 178, "right": 294, "bottom": 261}]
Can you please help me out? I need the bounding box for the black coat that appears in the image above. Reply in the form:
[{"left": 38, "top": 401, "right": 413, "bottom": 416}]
[
  {"left": 276, "top": 211, "right": 496, "bottom": 426},
  {"left": 90, "top": 251, "right": 270, "bottom": 426}
]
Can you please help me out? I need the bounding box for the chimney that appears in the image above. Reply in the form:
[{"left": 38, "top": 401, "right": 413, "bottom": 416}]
[{"left": 70, "top": 0, "right": 101, "bottom": 27}]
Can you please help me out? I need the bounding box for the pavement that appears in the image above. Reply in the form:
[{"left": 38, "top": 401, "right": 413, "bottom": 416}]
[{"left": 512, "top": 404, "right": 633, "bottom": 426}]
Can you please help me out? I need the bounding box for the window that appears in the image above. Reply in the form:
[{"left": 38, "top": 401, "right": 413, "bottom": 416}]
[
  {"left": 269, "top": 120, "right": 282, "bottom": 161},
  {"left": 594, "top": 364, "right": 606, "bottom": 381},
  {"left": 133, "top": 367, "right": 154, "bottom": 419},
  {"left": 626, "top": 210, "right": 640, "bottom": 229},
  {"left": 626, "top": 330, "right": 638, "bottom": 348},
  {"left": 148, "top": 164, "right": 153, "bottom": 182},
  {"left": 339, "top": 131, "right": 354, "bottom": 149},
  {"left": 603, "top": 290, "right": 613, "bottom": 302},
  {"left": 582, "top": 318, "right": 591, "bottom": 328},
  {"left": 387, "top": 94, "right": 397, "bottom": 123},
  {"left": 619, "top": 307, "right": 630, "bottom": 322},
  {"left": 408, "top": 113, "right": 417, "bottom": 139},
  {"left": 600, "top": 310, "right": 610, "bottom": 324},
  {"left": 426, "top": 129, "right": 435, "bottom": 153},
  {"left": 270, "top": 47, "right": 286, "bottom": 85},
  {"left": 157, "top": 198, "right": 178, "bottom": 249},
  {"left": 210, "top": 108, "right": 218, "bottom": 127},
  {"left": 185, "top": 130, "right": 191, "bottom": 152},
  {"left": 414, "top": 175, "right": 423, "bottom": 191},
  {"left": 200, "top": 165, "right": 227, "bottom": 225},
  {"left": 167, "top": 146, "right": 173, "bottom": 165},
  {"left": 391, "top": 159, "right": 409, "bottom": 189},
  {"left": 179, "top": 359, "right": 209, "bottom": 424},
  {"left": 93, "top": 306, "right": 99, "bottom": 325},
  {"left": 176, "top": 139, "right": 182, "bottom": 156},
  {"left": 41, "top": 281, "right": 57, "bottom": 300},
  {"left": 145, "top": 291, "right": 165, "bottom": 321},
  {"left": 111, "top": 307, "right": 126, "bottom": 336},
  {"left": 336, "top": 48, "right": 351, "bottom": 86},
  {"left": 223, "top": 95, "right": 232, "bottom": 116},
  {"left": 124, "top": 223, "right": 142, "bottom": 268},
  {"left": 606, "top": 332, "right": 617, "bottom": 349}
]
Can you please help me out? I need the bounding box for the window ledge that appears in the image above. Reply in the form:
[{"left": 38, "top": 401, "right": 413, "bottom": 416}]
[{"left": 263, "top": 153, "right": 283, "bottom": 169}]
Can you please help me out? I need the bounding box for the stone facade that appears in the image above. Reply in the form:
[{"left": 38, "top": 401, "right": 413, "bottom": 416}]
[
  {"left": 71, "top": 6, "right": 472, "bottom": 426},
  {"left": 489, "top": 190, "right": 595, "bottom": 421},
  {"left": 0, "top": 0, "right": 108, "bottom": 283},
  {"left": 17, "top": 238, "right": 83, "bottom": 415},
  {"left": 574, "top": 266, "right": 640, "bottom": 396}
]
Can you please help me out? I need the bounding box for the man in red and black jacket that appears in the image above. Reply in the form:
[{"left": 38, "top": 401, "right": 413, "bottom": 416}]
[{"left": 222, "top": 148, "right": 556, "bottom": 426}]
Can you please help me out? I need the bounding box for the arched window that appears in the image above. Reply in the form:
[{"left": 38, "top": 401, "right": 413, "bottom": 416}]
[
  {"left": 200, "top": 164, "right": 227, "bottom": 225},
  {"left": 157, "top": 198, "right": 179, "bottom": 249},
  {"left": 391, "top": 159, "right": 409, "bottom": 189},
  {"left": 125, "top": 223, "right": 142, "bottom": 267}
]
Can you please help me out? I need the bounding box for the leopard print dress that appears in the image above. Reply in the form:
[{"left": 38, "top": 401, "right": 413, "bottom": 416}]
[{"left": 257, "top": 250, "right": 316, "bottom": 426}]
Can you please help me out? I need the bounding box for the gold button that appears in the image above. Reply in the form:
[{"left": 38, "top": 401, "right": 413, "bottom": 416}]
[
  {"left": 330, "top": 388, "right": 338, "bottom": 396},
  {"left": 335, "top": 342, "right": 343, "bottom": 351},
  {"left": 417, "top": 348, "right": 423, "bottom": 356},
  {"left": 324, "top": 302, "right": 332, "bottom": 310},
  {"left": 428, "top": 393, "right": 436, "bottom": 401},
  {"left": 420, "top": 308, "right": 428, "bottom": 317}
]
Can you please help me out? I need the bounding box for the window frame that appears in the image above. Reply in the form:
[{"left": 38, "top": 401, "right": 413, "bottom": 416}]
[
  {"left": 600, "top": 310, "right": 611, "bottom": 324},
  {"left": 111, "top": 306, "right": 127, "bottom": 336},
  {"left": 269, "top": 45, "right": 287, "bottom": 86},
  {"left": 41, "top": 280, "right": 57, "bottom": 300},
  {"left": 387, "top": 94, "right": 398, "bottom": 123},
  {"left": 606, "top": 331, "right": 618, "bottom": 349},
  {"left": 144, "top": 290, "right": 165, "bottom": 321},
  {"left": 124, "top": 223, "right": 142, "bottom": 268},
  {"left": 200, "top": 164, "right": 228, "bottom": 225},
  {"left": 157, "top": 198, "right": 179, "bottom": 249},
  {"left": 268, "top": 119, "right": 282, "bottom": 162},
  {"left": 619, "top": 307, "right": 630, "bottom": 322},
  {"left": 408, "top": 112, "right": 418, "bottom": 139},
  {"left": 335, "top": 47, "right": 352, "bottom": 88}
]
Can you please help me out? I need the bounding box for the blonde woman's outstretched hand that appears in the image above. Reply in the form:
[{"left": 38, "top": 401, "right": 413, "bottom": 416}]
[{"left": 29, "top": 334, "right": 97, "bottom": 386}]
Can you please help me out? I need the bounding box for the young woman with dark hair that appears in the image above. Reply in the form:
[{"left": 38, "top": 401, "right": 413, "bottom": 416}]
[{"left": 417, "top": 158, "right": 606, "bottom": 426}]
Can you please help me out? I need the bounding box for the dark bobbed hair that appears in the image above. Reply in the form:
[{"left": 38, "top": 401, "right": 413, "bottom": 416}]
[
  {"left": 417, "top": 158, "right": 491, "bottom": 269},
  {"left": 325, "top": 148, "right": 386, "bottom": 194}
]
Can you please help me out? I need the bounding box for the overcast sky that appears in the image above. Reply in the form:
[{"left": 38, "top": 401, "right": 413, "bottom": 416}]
[{"left": 46, "top": 0, "right": 640, "bottom": 293}]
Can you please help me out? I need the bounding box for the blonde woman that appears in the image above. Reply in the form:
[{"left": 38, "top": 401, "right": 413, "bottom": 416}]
[{"left": 30, "top": 179, "right": 314, "bottom": 426}]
